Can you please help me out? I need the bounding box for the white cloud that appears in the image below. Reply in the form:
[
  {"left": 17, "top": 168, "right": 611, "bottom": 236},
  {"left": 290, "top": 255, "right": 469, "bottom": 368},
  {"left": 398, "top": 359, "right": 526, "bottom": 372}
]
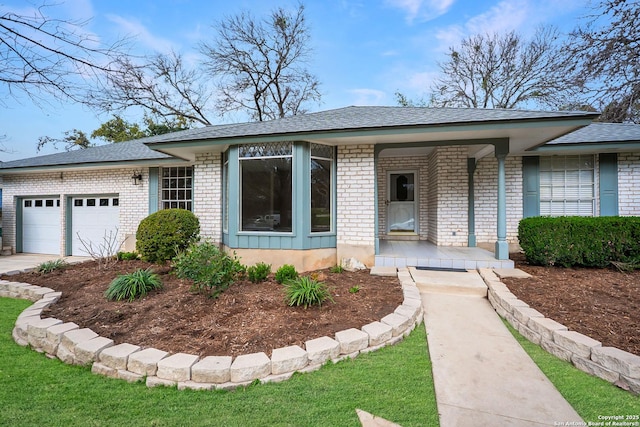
[
  {"left": 385, "top": 0, "right": 456, "bottom": 24},
  {"left": 106, "top": 14, "right": 176, "bottom": 54},
  {"left": 348, "top": 88, "right": 387, "bottom": 105}
]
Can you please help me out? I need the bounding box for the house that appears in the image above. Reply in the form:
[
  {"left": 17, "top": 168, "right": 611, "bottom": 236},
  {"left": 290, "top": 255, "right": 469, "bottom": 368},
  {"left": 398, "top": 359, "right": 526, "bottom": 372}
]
[{"left": 2, "top": 106, "right": 639, "bottom": 271}]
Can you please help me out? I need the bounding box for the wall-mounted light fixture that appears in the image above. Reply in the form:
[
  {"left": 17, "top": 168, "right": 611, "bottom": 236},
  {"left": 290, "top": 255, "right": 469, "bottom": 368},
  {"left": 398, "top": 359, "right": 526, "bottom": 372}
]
[{"left": 131, "top": 171, "right": 143, "bottom": 185}]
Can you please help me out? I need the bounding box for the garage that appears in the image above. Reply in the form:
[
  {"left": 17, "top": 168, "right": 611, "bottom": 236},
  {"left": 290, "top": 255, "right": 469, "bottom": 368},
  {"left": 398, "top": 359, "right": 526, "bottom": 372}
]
[
  {"left": 71, "top": 196, "right": 120, "bottom": 256},
  {"left": 22, "top": 197, "right": 61, "bottom": 254}
]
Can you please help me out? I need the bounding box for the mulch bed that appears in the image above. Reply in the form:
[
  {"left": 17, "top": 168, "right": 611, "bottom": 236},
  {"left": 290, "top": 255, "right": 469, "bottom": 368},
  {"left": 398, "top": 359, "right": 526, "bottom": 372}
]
[
  {"left": 2, "top": 260, "right": 402, "bottom": 357},
  {"left": 503, "top": 253, "right": 640, "bottom": 356}
]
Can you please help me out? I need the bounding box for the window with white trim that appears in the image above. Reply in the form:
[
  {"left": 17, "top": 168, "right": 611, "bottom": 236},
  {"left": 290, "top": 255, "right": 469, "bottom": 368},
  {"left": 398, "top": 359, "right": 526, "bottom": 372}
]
[
  {"left": 539, "top": 155, "right": 595, "bottom": 216},
  {"left": 161, "top": 166, "right": 193, "bottom": 210}
]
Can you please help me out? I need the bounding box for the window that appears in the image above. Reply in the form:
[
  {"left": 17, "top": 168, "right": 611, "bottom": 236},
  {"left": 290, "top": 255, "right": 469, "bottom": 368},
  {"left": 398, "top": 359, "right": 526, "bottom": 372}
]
[
  {"left": 540, "top": 155, "right": 595, "bottom": 216},
  {"left": 74, "top": 199, "right": 83, "bottom": 207},
  {"left": 161, "top": 167, "right": 193, "bottom": 210},
  {"left": 240, "top": 142, "right": 292, "bottom": 232},
  {"left": 100, "top": 199, "right": 109, "bottom": 206},
  {"left": 311, "top": 143, "right": 333, "bottom": 232},
  {"left": 87, "top": 198, "right": 96, "bottom": 207},
  {"left": 24, "top": 200, "right": 32, "bottom": 208}
]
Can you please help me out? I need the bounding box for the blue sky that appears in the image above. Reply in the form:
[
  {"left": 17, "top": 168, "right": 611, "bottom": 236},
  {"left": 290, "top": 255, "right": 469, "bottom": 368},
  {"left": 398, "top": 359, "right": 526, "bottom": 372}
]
[{"left": 1, "top": 0, "right": 587, "bottom": 161}]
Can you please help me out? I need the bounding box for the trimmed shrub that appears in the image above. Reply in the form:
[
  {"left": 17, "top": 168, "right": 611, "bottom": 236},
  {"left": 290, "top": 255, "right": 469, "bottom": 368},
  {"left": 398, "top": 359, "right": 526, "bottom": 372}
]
[
  {"left": 284, "top": 276, "right": 334, "bottom": 308},
  {"left": 173, "top": 241, "right": 245, "bottom": 297},
  {"left": 518, "top": 216, "right": 640, "bottom": 267},
  {"left": 247, "top": 262, "right": 271, "bottom": 283},
  {"left": 105, "top": 268, "right": 162, "bottom": 302},
  {"left": 274, "top": 264, "right": 298, "bottom": 284},
  {"left": 136, "top": 209, "right": 199, "bottom": 263},
  {"left": 37, "top": 259, "right": 67, "bottom": 274}
]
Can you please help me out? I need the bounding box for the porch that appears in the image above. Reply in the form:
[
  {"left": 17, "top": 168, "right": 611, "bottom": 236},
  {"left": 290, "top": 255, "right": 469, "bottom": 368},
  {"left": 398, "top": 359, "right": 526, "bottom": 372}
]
[{"left": 375, "top": 240, "right": 514, "bottom": 269}]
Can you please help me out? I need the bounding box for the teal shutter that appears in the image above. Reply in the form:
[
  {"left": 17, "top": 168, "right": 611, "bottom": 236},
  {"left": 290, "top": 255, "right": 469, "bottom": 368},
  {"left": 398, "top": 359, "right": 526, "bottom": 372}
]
[
  {"left": 599, "top": 153, "right": 618, "bottom": 216},
  {"left": 148, "top": 167, "right": 159, "bottom": 214},
  {"left": 522, "top": 157, "right": 540, "bottom": 218}
]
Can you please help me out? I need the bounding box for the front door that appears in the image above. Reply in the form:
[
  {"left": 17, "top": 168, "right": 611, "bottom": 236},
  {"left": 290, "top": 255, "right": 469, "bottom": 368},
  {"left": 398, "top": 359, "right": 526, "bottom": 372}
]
[{"left": 387, "top": 171, "right": 417, "bottom": 233}]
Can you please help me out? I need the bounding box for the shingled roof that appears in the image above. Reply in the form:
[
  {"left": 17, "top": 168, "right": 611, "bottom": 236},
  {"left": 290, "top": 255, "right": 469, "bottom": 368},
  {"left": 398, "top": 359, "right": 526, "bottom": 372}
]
[
  {"left": 140, "top": 106, "right": 597, "bottom": 146},
  {"left": 545, "top": 122, "right": 640, "bottom": 145},
  {"left": 0, "top": 140, "right": 175, "bottom": 171}
]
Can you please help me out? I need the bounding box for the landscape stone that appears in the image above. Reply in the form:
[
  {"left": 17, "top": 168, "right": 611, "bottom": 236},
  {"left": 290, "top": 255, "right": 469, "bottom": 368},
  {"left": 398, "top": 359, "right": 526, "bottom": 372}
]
[
  {"left": 230, "top": 352, "right": 271, "bottom": 382},
  {"left": 260, "top": 372, "right": 295, "bottom": 384},
  {"left": 362, "top": 321, "right": 393, "bottom": 346},
  {"left": 27, "top": 317, "right": 62, "bottom": 349},
  {"left": 191, "top": 356, "right": 232, "bottom": 383},
  {"left": 571, "top": 355, "right": 620, "bottom": 383},
  {"left": 177, "top": 381, "right": 213, "bottom": 391},
  {"left": 512, "top": 306, "right": 544, "bottom": 325},
  {"left": 517, "top": 323, "right": 541, "bottom": 345},
  {"left": 146, "top": 376, "right": 176, "bottom": 388},
  {"left": 541, "top": 339, "right": 573, "bottom": 362},
  {"left": 117, "top": 370, "right": 144, "bottom": 383},
  {"left": 305, "top": 336, "right": 340, "bottom": 365},
  {"left": 553, "top": 330, "right": 601, "bottom": 358},
  {"left": 341, "top": 257, "right": 366, "bottom": 272},
  {"left": 60, "top": 328, "right": 99, "bottom": 353},
  {"left": 380, "top": 312, "right": 412, "bottom": 337},
  {"left": 157, "top": 353, "right": 200, "bottom": 382},
  {"left": 99, "top": 343, "right": 141, "bottom": 370},
  {"left": 591, "top": 346, "right": 640, "bottom": 379},
  {"left": 91, "top": 362, "right": 117, "bottom": 378},
  {"left": 335, "top": 328, "right": 369, "bottom": 354},
  {"left": 271, "top": 345, "right": 308, "bottom": 375},
  {"left": 43, "top": 322, "right": 78, "bottom": 355},
  {"left": 369, "top": 266, "right": 397, "bottom": 277},
  {"left": 394, "top": 304, "right": 420, "bottom": 323},
  {"left": 74, "top": 336, "right": 114, "bottom": 365},
  {"left": 127, "top": 348, "right": 169, "bottom": 376},
  {"left": 619, "top": 375, "right": 640, "bottom": 395},
  {"left": 527, "top": 317, "right": 567, "bottom": 341}
]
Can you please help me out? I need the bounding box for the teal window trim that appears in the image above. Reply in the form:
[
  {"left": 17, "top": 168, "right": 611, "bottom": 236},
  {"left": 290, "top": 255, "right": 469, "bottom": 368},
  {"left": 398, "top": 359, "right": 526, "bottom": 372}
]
[
  {"left": 599, "top": 153, "right": 618, "bottom": 216},
  {"left": 148, "top": 167, "right": 159, "bottom": 215},
  {"left": 225, "top": 141, "right": 336, "bottom": 250},
  {"left": 522, "top": 157, "right": 540, "bottom": 218}
]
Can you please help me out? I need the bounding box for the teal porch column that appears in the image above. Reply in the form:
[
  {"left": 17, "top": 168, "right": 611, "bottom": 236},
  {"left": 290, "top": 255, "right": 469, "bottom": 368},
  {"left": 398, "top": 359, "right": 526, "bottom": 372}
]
[
  {"left": 467, "top": 158, "right": 477, "bottom": 247},
  {"left": 495, "top": 145, "right": 509, "bottom": 260}
]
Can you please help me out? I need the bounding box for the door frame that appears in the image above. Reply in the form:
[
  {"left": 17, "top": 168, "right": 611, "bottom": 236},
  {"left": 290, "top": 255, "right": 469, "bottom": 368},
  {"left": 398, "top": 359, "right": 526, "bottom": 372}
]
[{"left": 386, "top": 169, "right": 419, "bottom": 235}]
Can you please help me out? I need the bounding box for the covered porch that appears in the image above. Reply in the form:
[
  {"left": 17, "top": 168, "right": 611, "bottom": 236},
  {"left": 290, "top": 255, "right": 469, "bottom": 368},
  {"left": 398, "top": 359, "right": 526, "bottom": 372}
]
[{"left": 375, "top": 240, "right": 514, "bottom": 269}]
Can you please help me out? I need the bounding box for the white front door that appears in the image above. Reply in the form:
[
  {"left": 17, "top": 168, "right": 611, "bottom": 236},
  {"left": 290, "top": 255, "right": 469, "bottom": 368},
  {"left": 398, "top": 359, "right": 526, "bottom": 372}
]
[{"left": 387, "top": 172, "right": 417, "bottom": 233}]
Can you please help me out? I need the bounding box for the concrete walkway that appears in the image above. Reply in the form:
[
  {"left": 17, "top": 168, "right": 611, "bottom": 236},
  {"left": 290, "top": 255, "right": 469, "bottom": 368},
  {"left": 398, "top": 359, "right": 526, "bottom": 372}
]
[
  {"left": 0, "top": 253, "right": 90, "bottom": 274},
  {"left": 412, "top": 268, "right": 583, "bottom": 427}
]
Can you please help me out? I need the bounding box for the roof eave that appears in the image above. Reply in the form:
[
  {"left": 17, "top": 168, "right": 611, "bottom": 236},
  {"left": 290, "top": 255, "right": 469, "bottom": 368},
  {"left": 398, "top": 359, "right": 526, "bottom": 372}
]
[{"left": 0, "top": 157, "right": 187, "bottom": 175}]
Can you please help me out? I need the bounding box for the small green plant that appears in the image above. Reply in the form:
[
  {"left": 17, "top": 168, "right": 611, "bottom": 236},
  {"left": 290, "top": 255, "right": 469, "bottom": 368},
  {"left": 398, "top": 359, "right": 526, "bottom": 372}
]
[
  {"left": 330, "top": 264, "right": 344, "bottom": 273},
  {"left": 247, "top": 262, "right": 271, "bottom": 283},
  {"left": 349, "top": 285, "right": 360, "bottom": 294},
  {"left": 284, "top": 276, "right": 334, "bottom": 308},
  {"left": 37, "top": 259, "right": 67, "bottom": 274},
  {"left": 173, "top": 241, "right": 245, "bottom": 297},
  {"left": 275, "top": 264, "right": 298, "bottom": 284},
  {"left": 105, "top": 268, "right": 162, "bottom": 302},
  {"left": 136, "top": 209, "right": 200, "bottom": 263},
  {"left": 116, "top": 251, "right": 139, "bottom": 261}
]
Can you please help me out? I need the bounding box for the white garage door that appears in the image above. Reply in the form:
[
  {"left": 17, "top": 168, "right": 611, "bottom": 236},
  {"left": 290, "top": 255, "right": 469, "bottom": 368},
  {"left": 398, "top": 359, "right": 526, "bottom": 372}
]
[
  {"left": 71, "top": 197, "right": 120, "bottom": 256},
  {"left": 22, "top": 198, "right": 61, "bottom": 254}
]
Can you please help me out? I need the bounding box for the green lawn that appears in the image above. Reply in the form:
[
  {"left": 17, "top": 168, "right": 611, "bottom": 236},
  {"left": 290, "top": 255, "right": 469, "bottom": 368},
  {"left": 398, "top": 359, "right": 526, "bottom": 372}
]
[
  {"left": 0, "top": 297, "right": 439, "bottom": 427},
  {"left": 507, "top": 322, "right": 640, "bottom": 422}
]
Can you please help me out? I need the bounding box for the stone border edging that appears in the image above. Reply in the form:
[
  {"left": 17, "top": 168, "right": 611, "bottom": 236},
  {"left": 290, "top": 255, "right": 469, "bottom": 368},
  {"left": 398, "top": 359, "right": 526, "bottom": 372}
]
[
  {"left": 477, "top": 268, "right": 640, "bottom": 395},
  {"left": 3, "top": 267, "right": 423, "bottom": 391}
]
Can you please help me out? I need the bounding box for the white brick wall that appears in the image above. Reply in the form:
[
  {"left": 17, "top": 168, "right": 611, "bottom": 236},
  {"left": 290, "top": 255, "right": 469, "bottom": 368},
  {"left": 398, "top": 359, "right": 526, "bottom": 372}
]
[
  {"left": 336, "top": 145, "right": 375, "bottom": 246},
  {"left": 618, "top": 153, "right": 640, "bottom": 216},
  {"left": 193, "top": 153, "right": 222, "bottom": 243},
  {"left": 377, "top": 155, "right": 429, "bottom": 239},
  {"left": 2, "top": 168, "right": 150, "bottom": 254},
  {"left": 474, "top": 156, "right": 523, "bottom": 244}
]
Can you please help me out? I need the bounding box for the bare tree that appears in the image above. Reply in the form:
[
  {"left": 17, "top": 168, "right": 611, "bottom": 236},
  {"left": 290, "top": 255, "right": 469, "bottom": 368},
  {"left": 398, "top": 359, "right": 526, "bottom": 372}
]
[
  {"left": 430, "top": 27, "right": 575, "bottom": 110},
  {"left": 91, "top": 51, "right": 215, "bottom": 126},
  {"left": 200, "top": 4, "right": 321, "bottom": 121},
  {"left": 566, "top": 0, "right": 640, "bottom": 123},
  {"left": 0, "top": 1, "right": 127, "bottom": 105}
]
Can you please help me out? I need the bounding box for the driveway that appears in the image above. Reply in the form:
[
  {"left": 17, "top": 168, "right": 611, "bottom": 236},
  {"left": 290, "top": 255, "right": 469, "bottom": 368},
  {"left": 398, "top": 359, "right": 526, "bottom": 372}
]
[{"left": 0, "top": 254, "right": 91, "bottom": 275}]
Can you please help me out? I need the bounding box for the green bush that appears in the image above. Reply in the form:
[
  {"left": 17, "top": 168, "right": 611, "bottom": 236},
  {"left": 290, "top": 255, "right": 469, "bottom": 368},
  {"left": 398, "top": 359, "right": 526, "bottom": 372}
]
[
  {"left": 274, "top": 264, "right": 298, "bottom": 284},
  {"left": 173, "top": 241, "right": 245, "bottom": 297},
  {"left": 105, "top": 268, "right": 162, "bottom": 302},
  {"left": 116, "top": 251, "right": 139, "bottom": 261},
  {"left": 518, "top": 216, "right": 640, "bottom": 267},
  {"left": 37, "top": 259, "right": 67, "bottom": 274},
  {"left": 247, "top": 262, "right": 271, "bottom": 283},
  {"left": 284, "top": 276, "right": 334, "bottom": 308},
  {"left": 136, "top": 209, "right": 200, "bottom": 263},
  {"left": 330, "top": 265, "right": 344, "bottom": 273}
]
